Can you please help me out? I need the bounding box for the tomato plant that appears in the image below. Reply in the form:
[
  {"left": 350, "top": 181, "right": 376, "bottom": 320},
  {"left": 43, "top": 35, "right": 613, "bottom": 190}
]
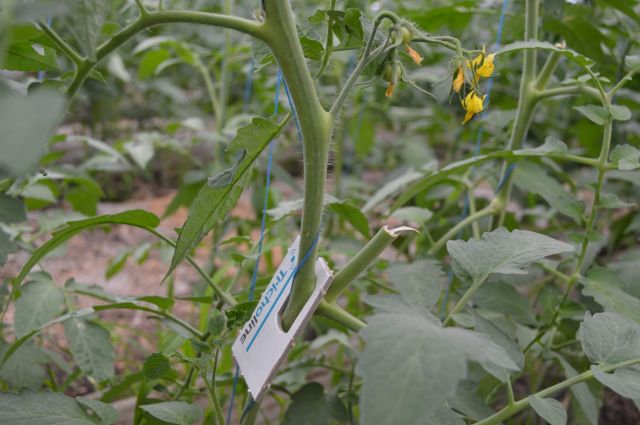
[{"left": 1, "top": 0, "right": 639, "bottom": 424}]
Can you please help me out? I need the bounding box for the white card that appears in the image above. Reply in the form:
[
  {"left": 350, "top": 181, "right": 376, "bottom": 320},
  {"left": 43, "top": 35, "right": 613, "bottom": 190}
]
[{"left": 232, "top": 236, "right": 333, "bottom": 401}]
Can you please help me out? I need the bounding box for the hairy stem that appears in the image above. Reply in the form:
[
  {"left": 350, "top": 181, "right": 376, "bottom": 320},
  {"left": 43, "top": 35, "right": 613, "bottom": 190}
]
[
  {"left": 326, "top": 226, "right": 414, "bottom": 301},
  {"left": 430, "top": 205, "right": 497, "bottom": 256},
  {"left": 317, "top": 300, "right": 367, "bottom": 331},
  {"left": 262, "top": 0, "right": 332, "bottom": 330}
]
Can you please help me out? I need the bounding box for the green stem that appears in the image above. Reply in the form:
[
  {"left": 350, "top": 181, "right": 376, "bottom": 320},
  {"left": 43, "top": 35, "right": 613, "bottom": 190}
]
[
  {"left": 329, "top": 11, "right": 399, "bottom": 117},
  {"left": 443, "top": 277, "right": 485, "bottom": 326},
  {"left": 202, "top": 370, "right": 225, "bottom": 425},
  {"left": 317, "top": 300, "right": 367, "bottom": 331},
  {"left": 217, "top": 0, "right": 233, "bottom": 134},
  {"left": 534, "top": 51, "right": 561, "bottom": 89},
  {"left": 262, "top": 0, "right": 332, "bottom": 330},
  {"left": 195, "top": 59, "right": 222, "bottom": 124},
  {"left": 325, "top": 226, "right": 415, "bottom": 301},
  {"left": 534, "top": 85, "right": 601, "bottom": 101},
  {"left": 147, "top": 228, "right": 237, "bottom": 306},
  {"left": 313, "top": 0, "right": 336, "bottom": 79},
  {"left": 38, "top": 21, "right": 84, "bottom": 65},
  {"left": 429, "top": 205, "right": 496, "bottom": 255},
  {"left": 473, "top": 357, "right": 640, "bottom": 425},
  {"left": 65, "top": 10, "right": 265, "bottom": 100},
  {"left": 491, "top": 0, "right": 540, "bottom": 228}
]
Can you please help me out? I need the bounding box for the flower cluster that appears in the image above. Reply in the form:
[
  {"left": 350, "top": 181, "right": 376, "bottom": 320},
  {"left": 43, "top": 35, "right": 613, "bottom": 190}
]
[{"left": 453, "top": 47, "right": 495, "bottom": 124}]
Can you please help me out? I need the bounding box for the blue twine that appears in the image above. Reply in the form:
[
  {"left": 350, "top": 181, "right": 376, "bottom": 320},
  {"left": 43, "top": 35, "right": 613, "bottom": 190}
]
[
  {"left": 226, "top": 70, "right": 283, "bottom": 425},
  {"left": 440, "top": 0, "right": 510, "bottom": 319},
  {"left": 282, "top": 79, "right": 303, "bottom": 144},
  {"left": 226, "top": 66, "right": 320, "bottom": 423}
]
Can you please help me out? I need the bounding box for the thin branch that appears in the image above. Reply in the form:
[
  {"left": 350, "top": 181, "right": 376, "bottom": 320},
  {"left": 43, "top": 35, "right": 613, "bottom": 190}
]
[
  {"left": 38, "top": 21, "right": 84, "bottom": 65},
  {"left": 66, "top": 10, "right": 265, "bottom": 99},
  {"left": 473, "top": 357, "right": 640, "bottom": 425}
]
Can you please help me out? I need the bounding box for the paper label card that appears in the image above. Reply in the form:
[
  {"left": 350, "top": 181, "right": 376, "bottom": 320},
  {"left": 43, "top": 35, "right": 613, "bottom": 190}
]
[{"left": 232, "top": 236, "right": 333, "bottom": 402}]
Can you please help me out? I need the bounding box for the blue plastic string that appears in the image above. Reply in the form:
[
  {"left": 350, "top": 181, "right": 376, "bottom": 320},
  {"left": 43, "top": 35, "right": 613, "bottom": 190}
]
[
  {"left": 440, "top": 0, "right": 511, "bottom": 319},
  {"left": 226, "top": 69, "right": 283, "bottom": 425},
  {"left": 226, "top": 66, "right": 319, "bottom": 423},
  {"left": 282, "top": 79, "right": 303, "bottom": 144}
]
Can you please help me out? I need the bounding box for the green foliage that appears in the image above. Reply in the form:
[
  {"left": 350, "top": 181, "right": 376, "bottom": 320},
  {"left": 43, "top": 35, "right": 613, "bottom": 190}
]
[
  {"left": 0, "top": 0, "right": 639, "bottom": 423},
  {"left": 0, "top": 389, "right": 118, "bottom": 424},
  {"left": 166, "top": 115, "right": 289, "bottom": 279},
  {"left": 139, "top": 401, "right": 203, "bottom": 425},
  {"left": 447, "top": 227, "right": 574, "bottom": 284}
]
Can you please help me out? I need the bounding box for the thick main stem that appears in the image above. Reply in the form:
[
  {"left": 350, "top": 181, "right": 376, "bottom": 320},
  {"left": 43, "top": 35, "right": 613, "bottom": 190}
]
[
  {"left": 492, "top": 0, "right": 540, "bottom": 228},
  {"left": 262, "top": 0, "right": 331, "bottom": 330}
]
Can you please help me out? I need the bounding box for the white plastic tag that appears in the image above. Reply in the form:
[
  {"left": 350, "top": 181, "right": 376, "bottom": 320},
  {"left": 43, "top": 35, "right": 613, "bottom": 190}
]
[{"left": 232, "top": 236, "right": 333, "bottom": 402}]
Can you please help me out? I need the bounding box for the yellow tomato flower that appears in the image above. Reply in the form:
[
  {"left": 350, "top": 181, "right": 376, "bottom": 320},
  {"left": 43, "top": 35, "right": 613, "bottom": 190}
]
[
  {"left": 468, "top": 47, "right": 495, "bottom": 79},
  {"left": 406, "top": 45, "right": 423, "bottom": 65},
  {"left": 452, "top": 65, "right": 464, "bottom": 93},
  {"left": 461, "top": 91, "right": 486, "bottom": 124}
]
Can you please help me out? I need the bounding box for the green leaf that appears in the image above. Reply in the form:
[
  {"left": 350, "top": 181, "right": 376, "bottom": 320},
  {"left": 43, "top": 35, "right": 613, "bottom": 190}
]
[
  {"left": 282, "top": 383, "right": 331, "bottom": 425},
  {"left": 393, "top": 147, "right": 588, "bottom": 211},
  {"left": 4, "top": 210, "right": 159, "bottom": 315},
  {"left": 364, "top": 169, "right": 425, "bottom": 213},
  {"left": 207, "top": 310, "right": 226, "bottom": 336},
  {"left": 0, "top": 195, "right": 26, "bottom": 224},
  {"left": 0, "top": 89, "right": 66, "bottom": 179},
  {"left": 0, "top": 229, "right": 18, "bottom": 265},
  {"left": 610, "top": 145, "right": 640, "bottom": 171},
  {"left": 142, "top": 353, "right": 171, "bottom": 380},
  {"left": 225, "top": 301, "right": 258, "bottom": 330},
  {"left": 471, "top": 310, "right": 524, "bottom": 381},
  {"left": 581, "top": 269, "right": 640, "bottom": 323},
  {"left": 609, "top": 105, "right": 631, "bottom": 122},
  {"left": 0, "top": 389, "right": 103, "bottom": 424},
  {"left": 598, "top": 193, "right": 634, "bottom": 209},
  {"left": 105, "top": 250, "right": 131, "bottom": 279},
  {"left": 67, "top": 0, "right": 109, "bottom": 60},
  {"left": 579, "top": 312, "right": 640, "bottom": 365},
  {"left": 64, "top": 317, "right": 115, "bottom": 382},
  {"left": 138, "top": 48, "right": 171, "bottom": 80},
  {"left": 513, "top": 162, "right": 584, "bottom": 223},
  {"left": 555, "top": 355, "right": 599, "bottom": 425},
  {"left": 4, "top": 41, "right": 59, "bottom": 71},
  {"left": 0, "top": 341, "right": 48, "bottom": 388},
  {"left": 516, "top": 137, "right": 568, "bottom": 156},
  {"left": 76, "top": 397, "right": 119, "bottom": 425},
  {"left": 387, "top": 259, "right": 443, "bottom": 312},
  {"left": 351, "top": 109, "right": 375, "bottom": 158},
  {"left": 328, "top": 200, "right": 370, "bottom": 238},
  {"left": 625, "top": 55, "right": 640, "bottom": 72},
  {"left": 389, "top": 206, "right": 433, "bottom": 223},
  {"left": 327, "top": 8, "right": 364, "bottom": 49},
  {"left": 447, "top": 227, "right": 574, "bottom": 283},
  {"left": 357, "top": 308, "right": 518, "bottom": 425},
  {"left": 529, "top": 395, "right": 567, "bottom": 425},
  {"left": 166, "top": 116, "right": 289, "bottom": 279},
  {"left": 574, "top": 105, "right": 608, "bottom": 125},
  {"left": 140, "top": 401, "right": 203, "bottom": 425},
  {"left": 14, "top": 273, "right": 64, "bottom": 338},
  {"left": 591, "top": 365, "right": 640, "bottom": 399},
  {"left": 300, "top": 35, "right": 324, "bottom": 60},
  {"left": 474, "top": 281, "right": 537, "bottom": 325},
  {"left": 495, "top": 40, "right": 594, "bottom": 68}
]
